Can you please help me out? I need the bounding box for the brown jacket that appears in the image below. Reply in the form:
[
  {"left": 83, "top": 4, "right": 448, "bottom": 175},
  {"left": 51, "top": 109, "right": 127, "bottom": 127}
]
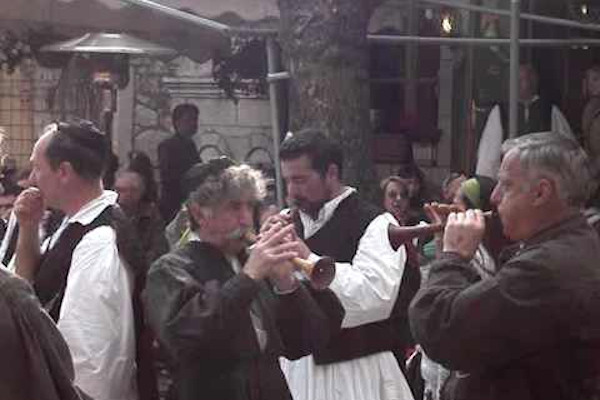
[
  {"left": 410, "top": 215, "right": 600, "bottom": 400},
  {"left": 0, "top": 268, "right": 89, "bottom": 400}
]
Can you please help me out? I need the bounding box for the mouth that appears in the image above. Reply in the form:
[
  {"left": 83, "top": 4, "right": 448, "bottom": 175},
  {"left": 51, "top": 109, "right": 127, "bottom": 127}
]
[{"left": 227, "top": 227, "right": 253, "bottom": 241}]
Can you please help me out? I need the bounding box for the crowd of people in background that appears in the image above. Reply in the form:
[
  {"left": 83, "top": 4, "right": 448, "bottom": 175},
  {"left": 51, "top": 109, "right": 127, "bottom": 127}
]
[{"left": 0, "top": 62, "right": 600, "bottom": 400}]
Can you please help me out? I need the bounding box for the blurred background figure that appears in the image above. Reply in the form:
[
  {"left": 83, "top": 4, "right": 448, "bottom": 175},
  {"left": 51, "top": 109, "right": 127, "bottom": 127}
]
[
  {"left": 0, "top": 156, "right": 21, "bottom": 196},
  {"left": 158, "top": 104, "right": 201, "bottom": 224},
  {"left": 476, "top": 63, "right": 574, "bottom": 179},
  {"left": 440, "top": 172, "right": 466, "bottom": 204},
  {"left": 396, "top": 163, "right": 440, "bottom": 226},
  {"left": 129, "top": 151, "right": 159, "bottom": 205},
  {"left": 255, "top": 176, "right": 278, "bottom": 231},
  {"left": 582, "top": 64, "right": 600, "bottom": 174},
  {"left": 451, "top": 175, "right": 501, "bottom": 274},
  {"left": 379, "top": 175, "right": 421, "bottom": 371},
  {"left": 116, "top": 151, "right": 168, "bottom": 264},
  {"left": 102, "top": 151, "right": 120, "bottom": 190},
  {"left": 381, "top": 175, "right": 411, "bottom": 225}
]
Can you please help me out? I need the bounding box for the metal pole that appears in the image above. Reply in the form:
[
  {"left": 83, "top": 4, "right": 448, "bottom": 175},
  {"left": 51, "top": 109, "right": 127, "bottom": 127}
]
[
  {"left": 367, "top": 35, "right": 600, "bottom": 47},
  {"left": 123, "top": 0, "right": 231, "bottom": 33},
  {"left": 405, "top": 0, "right": 418, "bottom": 116},
  {"left": 420, "top": 0, "right": 600, "bottom": 34},
  {"left": 509, "top": 0, "right": 520, "bottom": 138},
  {"left": 266, "top": 37, "right": 285, "bottom": 209},
  {"left": 122, "top": 0, "right": 277, "bottom": 36}
]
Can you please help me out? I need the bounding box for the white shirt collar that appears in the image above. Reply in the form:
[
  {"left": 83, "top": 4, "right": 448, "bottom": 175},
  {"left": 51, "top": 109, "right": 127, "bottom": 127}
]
[
  {"left": 65, "top": 190, "right": 118, "bottom": 226},
  {"left": 299, "top": 186, "right": 356, "bottom": 239}
]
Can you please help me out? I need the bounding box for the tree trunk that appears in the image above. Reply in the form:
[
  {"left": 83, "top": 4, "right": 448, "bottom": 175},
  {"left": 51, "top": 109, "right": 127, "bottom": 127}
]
[{"left": 277, "top": 0, "right": 384, "bottom": 199}]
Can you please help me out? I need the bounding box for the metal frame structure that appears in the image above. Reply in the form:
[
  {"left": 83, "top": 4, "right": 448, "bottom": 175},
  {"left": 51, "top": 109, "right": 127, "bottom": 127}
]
[{"left": 122, "top": 0, "right": 600, "bottom": 203}]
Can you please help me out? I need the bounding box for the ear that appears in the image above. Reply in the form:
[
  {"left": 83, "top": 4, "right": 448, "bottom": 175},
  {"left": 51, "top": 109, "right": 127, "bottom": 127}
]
[
  {"left": 531, "top": 178, "right": 554, "bottom": 207},
  {"left": 56, "top": 161, "right": 74, "bottom": 184},
  {"left": 325, "top": 163, "right": 339, "bottom": 183},
  {"left": 188, "top": 203, "right": 207, "bottom": 228}
]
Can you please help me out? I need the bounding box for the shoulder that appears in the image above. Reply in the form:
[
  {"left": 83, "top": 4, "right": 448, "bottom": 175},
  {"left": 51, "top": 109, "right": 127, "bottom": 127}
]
[
  {"left": 148, "top": 243, "right": 210, "bottom": 283},
  {"left": 341, "top": 192, "right": 382, "bottom": 220},
  {"left": 79, "top": 224, "right": 117, "bottom": 247},
  {"left": 505, "top": 225, "right": 598, "bottom": 283},
  {"left": 0, "top": 268, "right": 37, "bottom": 307},
  {"left": 158, "top": 135, "right": 180, "bottom": 152},
  {"left": 150, "top": 246, "right": 193, "bottom": 273}
]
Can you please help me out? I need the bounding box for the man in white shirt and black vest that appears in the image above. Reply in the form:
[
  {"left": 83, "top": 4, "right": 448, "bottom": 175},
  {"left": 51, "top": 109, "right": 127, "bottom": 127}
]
[
  {"left": 272, "top": 129, "right": 415, "bottom": 400},
  {"left": 476, "top": 63, "right": 574, "bottom": 179},
  {"left": 12, "top": 121, "right": 140, "bottom": 400}
]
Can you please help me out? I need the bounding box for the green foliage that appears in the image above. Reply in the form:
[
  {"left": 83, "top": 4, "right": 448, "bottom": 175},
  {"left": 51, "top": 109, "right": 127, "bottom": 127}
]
[
  {"left": 0, "top": 30, "right": 32, "bottom": 73},
  {"left": 212, "top": 36, "right": 268, "bottom": 102}
]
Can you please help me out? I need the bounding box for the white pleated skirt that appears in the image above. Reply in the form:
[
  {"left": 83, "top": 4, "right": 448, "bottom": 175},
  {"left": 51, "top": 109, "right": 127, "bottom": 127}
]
[{"left": 280, "top": 352, "right": 415, "bottom": 400}]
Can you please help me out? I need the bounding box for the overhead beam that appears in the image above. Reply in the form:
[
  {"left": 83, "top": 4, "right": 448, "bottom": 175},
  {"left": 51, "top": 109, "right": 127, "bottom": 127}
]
[
  {"left": 368, "top": 35, "right": 600, "bottom": 47},
  {"left": 121, "top": 0, "right": 277, "bottom": 36},
  {"left": 420, "top": 0, "right": 600, "bottom": 34}
]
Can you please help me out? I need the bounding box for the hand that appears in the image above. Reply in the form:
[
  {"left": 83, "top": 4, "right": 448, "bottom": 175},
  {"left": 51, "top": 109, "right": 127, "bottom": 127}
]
[
  {"left": 268, "top": 260, "right": 299, "bottom": 292},
  {"left": 13, "top": 188, "right": 45, "bottom": 229},
  {"left": 244, "top": 223, "right": 298, "bottom": 281},
  {"left": 259, "top": 211, "right": 293, "bottom": 234},
  {"left": 281, "top": 227, "right": 311, "bottom": 259},
  {"left": 443, "top": 209, "right": 486, "bottom": 260}
]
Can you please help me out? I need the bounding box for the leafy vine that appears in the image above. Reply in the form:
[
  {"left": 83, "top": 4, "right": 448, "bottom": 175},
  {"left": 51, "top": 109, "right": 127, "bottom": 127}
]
[{"left": 212, "top": 36, "right": 268, "bottom": 102}]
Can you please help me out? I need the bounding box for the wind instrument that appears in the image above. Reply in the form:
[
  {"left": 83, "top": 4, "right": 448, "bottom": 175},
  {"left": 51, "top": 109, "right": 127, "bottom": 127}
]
[
  {"left": 243, "top": 231, "right": 336, "bottom": 291},
  {"left": 388, "top": 206, "right": 493, "bottom": 249}
]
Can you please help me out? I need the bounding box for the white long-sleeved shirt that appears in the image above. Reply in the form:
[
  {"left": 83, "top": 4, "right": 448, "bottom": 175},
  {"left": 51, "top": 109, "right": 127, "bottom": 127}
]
[
  {"left": 44, "top": 191, "right": 138, "bottom": 400},
  {"left": 280, "top": 188, "right": 414, "bottom": 400}
]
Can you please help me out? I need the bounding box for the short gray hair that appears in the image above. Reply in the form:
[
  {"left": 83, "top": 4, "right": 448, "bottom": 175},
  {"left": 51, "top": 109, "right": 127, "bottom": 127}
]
[
  {"left": 187, "top": 164, "right": 266, "bottom": 210},
  {"left": 502, "top": 132, "right": 593, "bottom": 207}
]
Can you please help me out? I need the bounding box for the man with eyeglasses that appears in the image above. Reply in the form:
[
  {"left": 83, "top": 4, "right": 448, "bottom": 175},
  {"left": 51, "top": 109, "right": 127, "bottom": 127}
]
[{"left": 12, "top": 121, "right": 139, "bottom": 400}]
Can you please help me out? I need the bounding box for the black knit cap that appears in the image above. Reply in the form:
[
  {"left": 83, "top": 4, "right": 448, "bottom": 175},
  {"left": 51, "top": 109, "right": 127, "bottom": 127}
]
[{"left": 182, "top": 156, "right": 236, "bottom": 197}]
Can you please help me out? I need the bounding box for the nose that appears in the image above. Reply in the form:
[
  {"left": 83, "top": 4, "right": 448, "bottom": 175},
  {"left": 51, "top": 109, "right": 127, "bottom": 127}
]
[
  {"left": 28, "top": 170, "right": 37, "bottom": 187},
  {"left": 286, "top": 181, "right": 299, "bottom": 200},
  {"left": 239, "top": 204, "right": 255, "bottom": 226},
  {"left": 490, "top": 183, "right": 501, "bottom": 206}
]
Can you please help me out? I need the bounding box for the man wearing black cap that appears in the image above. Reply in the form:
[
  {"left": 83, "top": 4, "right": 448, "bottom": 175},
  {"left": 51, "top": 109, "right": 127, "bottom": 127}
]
[{"left": 143, "top": 159, "right": 344, "bottom": 400}]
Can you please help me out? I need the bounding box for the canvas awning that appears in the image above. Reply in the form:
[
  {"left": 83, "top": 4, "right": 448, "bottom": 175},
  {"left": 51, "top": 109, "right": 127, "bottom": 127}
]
[{"left": 1, "top": 0, "right": 279, "bottom": 63}]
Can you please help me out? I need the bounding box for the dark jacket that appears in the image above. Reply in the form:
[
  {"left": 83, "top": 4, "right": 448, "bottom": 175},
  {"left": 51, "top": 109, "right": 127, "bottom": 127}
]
[
  {"left": 0, "top": 268, "right": 89, "bottom": 400},
  {"left": 409, "top": 215, "right": 600, "bottom": 400},
  {"left": 158, "top": 134, "right": 200, "bottom": 223},
  {"left": 143, "top": 241, "right": 344, "bottom": 400}
]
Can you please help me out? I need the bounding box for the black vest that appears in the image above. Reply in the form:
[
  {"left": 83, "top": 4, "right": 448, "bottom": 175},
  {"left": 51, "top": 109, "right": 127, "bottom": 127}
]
[
  {"left": 32, "top": 205, "right": 158, "bottom": 400},
  {"left": 499, "top": 97, "right": 553, "bottom": 139},
  {"left": 294, "top": 193, "right": 411, "bottom": 364}
]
